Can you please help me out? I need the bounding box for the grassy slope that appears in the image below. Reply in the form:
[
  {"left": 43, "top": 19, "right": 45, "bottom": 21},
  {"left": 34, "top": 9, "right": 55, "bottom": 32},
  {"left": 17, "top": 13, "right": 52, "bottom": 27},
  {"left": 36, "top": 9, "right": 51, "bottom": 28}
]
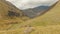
[
  {"left": 27, "top": 1, "right": 60, "bottom": 26},
  {"left": 0, "top": 0, "right": 60, "bottom": 34}
]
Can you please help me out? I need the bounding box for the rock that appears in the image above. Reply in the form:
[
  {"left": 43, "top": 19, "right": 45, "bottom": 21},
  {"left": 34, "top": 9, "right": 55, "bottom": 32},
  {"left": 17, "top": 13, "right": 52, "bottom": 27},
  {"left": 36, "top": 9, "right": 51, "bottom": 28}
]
[
  {"left": 8, "top": 10, "right": 20, "bottom": 17},
  {"left": 24, "top": 27, "right": 35, "bottom": 34}
]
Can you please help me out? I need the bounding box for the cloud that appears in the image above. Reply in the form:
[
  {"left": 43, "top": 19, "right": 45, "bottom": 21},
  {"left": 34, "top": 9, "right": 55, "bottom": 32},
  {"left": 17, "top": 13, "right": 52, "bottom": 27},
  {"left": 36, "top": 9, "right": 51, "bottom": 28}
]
[{"left": 6, "top": 0, "right": 58, "bottom": 10}]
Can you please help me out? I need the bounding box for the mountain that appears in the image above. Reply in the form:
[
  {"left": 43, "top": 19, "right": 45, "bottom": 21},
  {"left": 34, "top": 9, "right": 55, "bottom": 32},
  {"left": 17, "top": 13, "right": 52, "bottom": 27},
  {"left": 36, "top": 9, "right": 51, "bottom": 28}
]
[
  {"left": 0, "top": 0, "right": 60, "bottom": 34},
  {"left": 22, "top": 6, "right": 50, "bottom": 18}
]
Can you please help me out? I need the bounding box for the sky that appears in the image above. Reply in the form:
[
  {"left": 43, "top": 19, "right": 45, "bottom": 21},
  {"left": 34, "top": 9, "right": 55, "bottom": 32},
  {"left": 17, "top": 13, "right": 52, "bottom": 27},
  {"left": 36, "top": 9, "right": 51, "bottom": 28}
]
[{"left": 6, "top": 0, "right": 58, "bottom": 10}]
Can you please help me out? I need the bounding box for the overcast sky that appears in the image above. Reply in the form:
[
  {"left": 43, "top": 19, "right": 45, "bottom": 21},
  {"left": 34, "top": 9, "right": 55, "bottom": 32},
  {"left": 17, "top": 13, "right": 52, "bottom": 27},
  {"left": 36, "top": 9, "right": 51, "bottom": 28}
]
[{"left": 6, "top": 0, "right": 58, "bottom": 10}]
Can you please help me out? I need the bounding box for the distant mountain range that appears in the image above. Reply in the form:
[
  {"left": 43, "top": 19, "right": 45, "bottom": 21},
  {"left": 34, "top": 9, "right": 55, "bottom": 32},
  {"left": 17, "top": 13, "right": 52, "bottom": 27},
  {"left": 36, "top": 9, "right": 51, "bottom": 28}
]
[
  {"left": 22, "top": 6, "right": 50, "bottom": 18},
  {"left": 1, "top": 0, "right": 58, "bottom": 18}
]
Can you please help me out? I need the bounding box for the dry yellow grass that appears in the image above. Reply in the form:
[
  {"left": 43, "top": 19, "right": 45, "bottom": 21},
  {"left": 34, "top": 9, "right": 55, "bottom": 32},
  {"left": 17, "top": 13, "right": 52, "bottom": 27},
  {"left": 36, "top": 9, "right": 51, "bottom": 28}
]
[
  {"left": 0, "top": 0, "right": 60, "bottom": 34},
  {"left": 0, "top": 25, "right": 60, "bottom": 34}
]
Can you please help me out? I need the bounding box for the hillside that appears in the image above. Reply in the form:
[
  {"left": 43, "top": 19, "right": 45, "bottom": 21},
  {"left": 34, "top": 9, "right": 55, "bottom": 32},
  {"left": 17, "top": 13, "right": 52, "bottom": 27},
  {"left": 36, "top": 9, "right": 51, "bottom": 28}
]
[
  {"left": 0, "top": 0, "right": 30, "bottom": 24},
  {"left": 0, "top": 0, "right": 30, "bottom": 30},
  {"left": 0, "top": 0, "right": 60, "bottom": 34}
]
